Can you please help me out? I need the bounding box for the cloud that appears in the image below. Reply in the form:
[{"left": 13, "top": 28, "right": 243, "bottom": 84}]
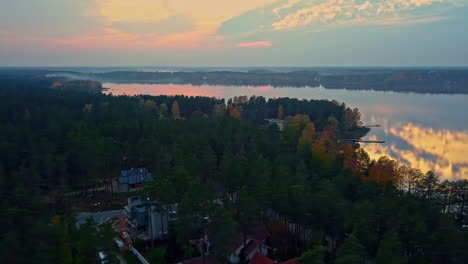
[
  {"left": 111, "top": 14, "right": 196, "bottom": 35},
  {"left": 98, "top": 0, "right": 172, "bottom": 22},
  {"left": 98, "top": 0, "right": 277, "bottom": 29},
  {"left": 236, "top": 41, "right": 273, "bottom": 47},
  {"left": 218, "top": 0, "right": 463, "bottom": 38},
  {"left": 0, "top": 0, "right": 106, "bottom": 37},
  {"left": 271, "top": 0, "right": 460, "bottom": 30}
]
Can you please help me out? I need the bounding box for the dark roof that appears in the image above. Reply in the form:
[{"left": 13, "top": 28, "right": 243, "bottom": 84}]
[
  {"left": 119, "top": 168, "right": 152, "bottom": 184},
  {"left": 242, "top": 240, "right": 263, "bottom": 257},
  {"left": 205, "top": 222, "right": 271, "bottom": 253},
  {"left": 180, "top": 255, "right": 219, "bottom": 264},
  {"left": 249, "top": 252, "right": 275, "bottom": 264}
]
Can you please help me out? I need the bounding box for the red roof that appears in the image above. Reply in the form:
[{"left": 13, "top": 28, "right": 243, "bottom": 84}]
[
  {"left": 249, "top": 252, "right": 275, "bottom": 264},
  {"left": 248, "top": 252, "right": 299, "bottom": 264}
]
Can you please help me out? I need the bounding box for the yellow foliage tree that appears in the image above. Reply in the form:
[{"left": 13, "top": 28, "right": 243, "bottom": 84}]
[
  {"left": 171, "top": 101, "right": 181, "bottom": 119},
  {"left": 297, "top": 123, "right": 316, "bottom": 153},
  {"left": 213, "top": 103, "right": 227, "bottom": 117},
  {"left": 229, "top": 107, "right": 242, "bottom": 120}
]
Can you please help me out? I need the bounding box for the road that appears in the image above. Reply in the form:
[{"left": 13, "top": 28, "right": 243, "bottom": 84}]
[{"left": 75, "top": 209, "right": 124, "bottom": 228}]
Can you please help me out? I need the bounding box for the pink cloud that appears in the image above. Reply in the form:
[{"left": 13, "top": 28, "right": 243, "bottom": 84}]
[{"left": 236, "top": 41, "right": 272, "bottom": 48}]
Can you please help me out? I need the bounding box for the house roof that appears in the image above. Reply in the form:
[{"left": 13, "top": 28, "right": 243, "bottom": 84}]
[
  {"left": 119, "top": 168, "right": 153, "bottom": 184},
  {"left": 265, "top": 119, "right": 284, "bottom": 123},
  {"left": 204, "top": 222, "right": 271, "bottom": 254},
  {"left": 249, "top": 252, "right": 299, "bottom": 264},
  {"left": 249, "top": 252, "right": 275, "bottom": 264},
  {"left": 179, "top": 255, "right": 219, "bottom": 264},
  {"left": 242, "top": 240, "right": 260, "bottom": 257}
]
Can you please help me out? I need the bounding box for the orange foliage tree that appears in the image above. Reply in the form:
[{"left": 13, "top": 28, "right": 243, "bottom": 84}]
[
  {"left": 171, "top": 101, "right": 181, "bottom": 119},
  {"left": 297, "top": 122, "right": 316, "bottom": 153},
  {"left": 229, "top": 106, "right": 242, "bottom": 120},
  {"left": 367, "top": 156, "right": 400, "bottom": 184}
]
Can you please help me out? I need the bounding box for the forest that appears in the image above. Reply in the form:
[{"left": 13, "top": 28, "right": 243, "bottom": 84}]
[
  {"left": 68, "top": 68, "right": 468, "bottom": 94},
  {"left": 1, "top": 81, "right": 468, "bottom": 264}
]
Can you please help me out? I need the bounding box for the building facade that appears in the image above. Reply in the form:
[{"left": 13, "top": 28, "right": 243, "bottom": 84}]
[{"left": 118, "top": 168, "right": 153, "bottom": 192}]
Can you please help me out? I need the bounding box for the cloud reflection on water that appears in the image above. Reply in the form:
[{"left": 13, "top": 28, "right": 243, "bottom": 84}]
[
  {"left": 363, "top": 118, "right": 468, "bottom": 180},
  {"left": 104, "top": 83, "right": 468, "bottom": 180}
]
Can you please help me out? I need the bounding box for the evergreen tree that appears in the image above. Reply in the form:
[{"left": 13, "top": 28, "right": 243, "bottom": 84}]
[
  {"left": 375, "top": 231, "right": 407, "bottom": 264},
  {"left": 298, "top": 246, "right": 327, "bottom": 264},
  {"left": 335, "top": 234, "right": 367, "bottom": 264}
]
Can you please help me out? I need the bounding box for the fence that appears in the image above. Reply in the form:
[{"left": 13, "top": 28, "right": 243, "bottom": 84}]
[{"left": 129, "top": 245, "right": 150, "bottom": 264}]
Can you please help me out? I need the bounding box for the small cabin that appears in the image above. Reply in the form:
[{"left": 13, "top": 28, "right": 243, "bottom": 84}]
[{"left": 264, "top": 118, "right": 284, "bottom": 131}]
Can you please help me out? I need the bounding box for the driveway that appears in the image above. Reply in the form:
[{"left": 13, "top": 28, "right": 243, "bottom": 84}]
[{"left": 75, "top": 209, "right": 124, "bottom": 228}]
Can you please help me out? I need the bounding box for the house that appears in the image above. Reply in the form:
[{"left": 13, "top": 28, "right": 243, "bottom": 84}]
[
  {"left": 118, "top": 168, "right": 153, "bottom": 192},
  {"left": 124, "top": 196, "right": 177, "bottom": 241},
  {"left": 249, "top": 252, "right": 299, "bottom": 264},
  {"left": 194, "top": 222, "right": 270, "bottom": 264},
  {"left": 248, "top": 253, "right": 274, "bottom": 264},
  {"left": 228, "top": 223, "right": 270, "bottom": 264},
  {"left": 264, "top": 119, "right": 284, "bottom": 131}
]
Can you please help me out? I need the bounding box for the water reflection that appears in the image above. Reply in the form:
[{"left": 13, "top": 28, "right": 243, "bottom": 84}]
[
  {"left": 362, "top": 120, "right": 468, "bottom": 180},
  {"left": 104, "top": 83, "right": 468, "bottom": 180}
]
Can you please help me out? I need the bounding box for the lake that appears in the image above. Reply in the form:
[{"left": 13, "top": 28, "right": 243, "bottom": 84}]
[{"left": 104, "top": 83, "right": 468, "bottom": 181}]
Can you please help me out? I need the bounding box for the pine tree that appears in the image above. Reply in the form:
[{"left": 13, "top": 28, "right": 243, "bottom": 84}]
[
  {"left": 335, "top": 234, "right": 367, "bottom": 264},
  {"left": 298, "top": 246, "right": 327, "bottom": 264},
  {"left": 375, "top": 231, "right": 407, "bottom": 264}
]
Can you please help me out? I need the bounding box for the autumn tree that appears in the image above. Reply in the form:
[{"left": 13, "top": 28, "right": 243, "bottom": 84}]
[
  {"left": 278, "top": 105, "right": 284, "bottom": 120},
  {"left": 367, "top": 156, "right": 399, "bottom": 184},
  {"left": 213, "top": 103, "right": 226, "bottom": 117},
  {"left": 229, "top": 106, "right": 242, "bottom": 119},
  {"left": 343, "top": 107, "right": 363, "bottom": 130},
  {"left": 172, "top": 101, "right": 181, "bottom": 119},
  {"left": 298, "top": 122, "right": 316, "bottom": 154}
]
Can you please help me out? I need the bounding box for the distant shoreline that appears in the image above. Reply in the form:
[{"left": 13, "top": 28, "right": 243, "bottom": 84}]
[
  {"left": 2, "top": 68, "right": 468, "bottom": 94},
  {"left": 67, "top": 69, "right": 468, "bottom": 95}
]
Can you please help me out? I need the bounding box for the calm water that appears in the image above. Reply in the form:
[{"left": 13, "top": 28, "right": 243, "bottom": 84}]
[{"left": 104, "top": 83, "right": 468, "bottom": 181}]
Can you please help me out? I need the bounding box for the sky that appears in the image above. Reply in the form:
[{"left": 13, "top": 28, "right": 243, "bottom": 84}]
[{"left": 1, "top": 0, "right": 468, "bottom": 66}]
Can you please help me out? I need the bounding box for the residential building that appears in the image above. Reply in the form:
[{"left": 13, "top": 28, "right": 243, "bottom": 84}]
[
  {"left": 191, "top": 223, "right": 270, "bottom": 264},
  {"left": 264, "top": 119, "right": 285, "bottom": 131},
  {"left": 118, "top": 168, "right": 153, "bottom": 192},
  {"left": 124, "top": 196, "right": 177, "bottom": 241}
]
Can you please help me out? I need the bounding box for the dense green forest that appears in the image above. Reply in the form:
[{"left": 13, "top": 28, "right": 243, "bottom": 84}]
[{"left": 1, "top": 82, "right": 468, "bottom": 264}]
